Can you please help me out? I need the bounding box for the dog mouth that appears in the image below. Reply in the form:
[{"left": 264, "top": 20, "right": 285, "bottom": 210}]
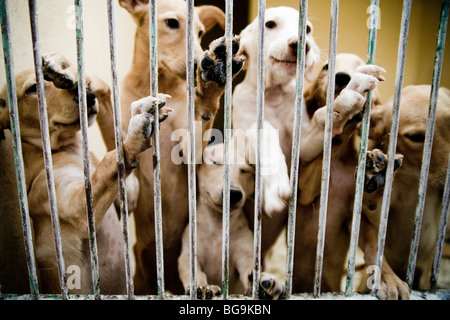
[{"left": 270, "top": 56, "right": 297, "bottom": 75}]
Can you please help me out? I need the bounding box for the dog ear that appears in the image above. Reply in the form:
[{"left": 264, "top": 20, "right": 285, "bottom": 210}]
[
  {"left": 369, "top": 104, "right": 388, "bottom": 141},
  {"left": 196, "top": 5, "right": 225, "bottom": 32},
  {"left": 119, "top": 0, "right": 148, "bottom": 15}
]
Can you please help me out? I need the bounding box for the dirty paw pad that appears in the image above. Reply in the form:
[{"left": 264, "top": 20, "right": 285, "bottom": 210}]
[
  {"left": 364, "top": 149, "right": 403, "bottom": 193},
  {"left": 199, "top": 36, "right": 244, "bottom": 87}
]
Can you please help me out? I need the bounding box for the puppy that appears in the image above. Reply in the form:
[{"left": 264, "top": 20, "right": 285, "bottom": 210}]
[
  {"left": 370, "top": 85, "right": 450, "bottom": 290},
  {"left": 178, "top": 142, "right": 284, "bottom": 299},
  {"left": 119, "top": 0, "right": 244, "bottom": 294},
  {"left": 0, "top": 53, "right": 171, "bottom": 294},
  {"left": 232, "top": 7, "right": 385, "bottom": 281}
]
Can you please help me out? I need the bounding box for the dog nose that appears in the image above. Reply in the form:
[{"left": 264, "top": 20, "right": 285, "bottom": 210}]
[
  {"left": 230, "top": 188, "right": 243, "bottom": 205},
  {"left": 335, "top": 72, "right": 351, "bottom": 88},
  {"left": 86, "top": 89, "right": 97, "bottom": 110},
  {"left": 289, "top": 40, "right": 298, "bottom": 57}
]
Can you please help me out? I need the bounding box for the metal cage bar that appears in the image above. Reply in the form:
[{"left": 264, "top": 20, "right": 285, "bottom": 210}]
[
  {"left": 106, "top": 0, "right": 134, "bottom": 300},
  {"left": 74, "top": 0, "right": 101, "bottom": 299},
  {"left": 28, "top": 0, "right": 68, "bottom": 300},
  {"left": 186, "top": 0, "right": 197, "bottom": 301},
  {"left": 252, "top": 0, "right": 266, "bottom": 300},
  {"left": 0, "top": 0, "right": 39, "bottom": 299},
  {"left": 345, "top": 0, "right": 380, "bottom": 296},
  {"left": 372, "top": 0, "right": 412, "bottom": 295},
  {"left": 406, "top": 0, "right": 449, "bottom": 289},
  {"left": 284, "top": 0, "right": 308, "bottom": 299},
  {"left": 222, "top": 0, "right": 234, "bottom": 300},
  {"left": 148, "top": 0, "right": 165, "bottom": 300},
  {"left": 313, "top": 0, "right": 339, "bottom": 298}
]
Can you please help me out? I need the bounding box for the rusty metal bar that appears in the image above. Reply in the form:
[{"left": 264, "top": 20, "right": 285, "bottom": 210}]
[
  {"left": 0, "top": 0, "right": 39, "bottom": 299},
  {"left": 106, "top": 0, "right": 134, "bottom": 299},
  {"left": 406, "top": 0, "right": 449, "bottom": 289},
  {"left": 313, "top": 0, "right": 339, "bottom": 298},
  {"left": 186, "top": 0, "right": 197, "bottom": 301},
  {"left": 74, "top": 0, "right": 101, "bottom": 299},
  {"left": 345, "top": 0, "right": 380, "bottom": 296},
  {"left": 252, "top": 0, "right": 265, "bottom": 300},
  {"left": 372, "top": 0, "right": 412, "bottom": 295},
  {"left": 430, "top": 156, "right": 450, "bottom": 291},
  {"left": 284, "top": 0, "right": 308, "bottom": 299},
  {"left": 221, "top": 0, "right": 233, "bottom": 300},
  {"left": 28, "top": 0, "right": 68, "bottom": 300},
  {"left": 148, "top": 0, "right": 165, "bottom": 299}
]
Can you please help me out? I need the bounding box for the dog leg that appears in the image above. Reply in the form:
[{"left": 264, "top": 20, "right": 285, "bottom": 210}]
[
  {"left": 245, "top": 122, "right": 290, "bottom": 216},
  {"left": 301, "top": 65, "right": 385, "bottom": 163},
  {"left": 360, "top": 149, "right": 410, "bottom": 300}
]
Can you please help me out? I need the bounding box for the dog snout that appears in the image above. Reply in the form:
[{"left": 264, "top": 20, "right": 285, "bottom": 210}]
[
  {"left": 335, "top": 72, "right": 351, "bottom": 88},
  {"left": 86, "top": 89, "right": 97, "bottom": 111},
  {"left": 289, "top": 40, "right": 298, "bottom": 57},
  {"left": 229, "top": 188, "right": 243, "bottom": 205}
]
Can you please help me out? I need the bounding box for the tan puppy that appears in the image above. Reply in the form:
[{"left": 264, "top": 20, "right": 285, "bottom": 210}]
[
  {"left": 232, "top": 8, "right": 385, "bottom": 282},
  {"left": 0, "top": 53, "right": 171, "bottom": 294},
  {"left": 295, "top": 53, "right": 409, "bottom": 300},
  {"left": 119, "top": 0, "right": 244, "bottom": 294},
  {"left": 178, "top": 142, "right": 284, "bottom": 299},
  {"left": 370, "top": 85, "right": 450, "bottom": 290}
]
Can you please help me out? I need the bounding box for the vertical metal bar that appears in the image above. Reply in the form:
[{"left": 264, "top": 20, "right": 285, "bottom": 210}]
[
  {"left": 106, "top": 0, "right": 134, "bottom": 300},
  {"left": 252, "top": 0, "right": 265, "bottom": 300},
  {"left": 406, "top": 0, "right": 449, "bottom": 289},
  {"left": 222, "top": 0, "right": 233, "bottom": 300},
  {"left": 345, "top": 0, "right": 380, "bottom": 296},
  {"left": 186, "top": 0, "right": 197, "bottom": 301},
  {"left": 0, "top": 0, "right": 39, "bottom": 299},
  {"left": 430, "top": 156, "right": 450, "bottom": 292},
  {"left": 284, "top": 0, "right": 308, "bottom": 299},
  {"left": 313, "top": 0, "right": 338, "bottom": 298},
  {"left": 148, "top": 0, "right": 165, "bottom": 299},
  {"left": 372, "top": 0, "right": 412, "bottom": 295},
  {"left": 28, "top": 0, "right": 68, "bottom": 300},
  {"left": 74, "top": 0, "right": 101, "bottom": 299}
]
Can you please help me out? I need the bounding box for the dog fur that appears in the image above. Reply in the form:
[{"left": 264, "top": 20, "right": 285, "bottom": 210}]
[
  {"left": 0, "top": 53, "right": 171, "bottom": 294},
  {"left": 119, "top": 0, "right": 244, "bottom": 294},
  {"left": 178, "top": 142, "right": 284, "bottom": 299}
]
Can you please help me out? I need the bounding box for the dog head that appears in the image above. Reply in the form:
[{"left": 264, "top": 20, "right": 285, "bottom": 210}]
[
  {"left": 304, "top": 53, "right": 382, "bottom": 118},
  {"left": 119, "top": 0, "right": 225, "bottom": 79},
  {"left": 199, "top": 142, "right": 255, "bottom": 215},
  {"left": 238, "top": 6, "right": 320, "bottom": 87},
  {"left": 370, "top": 85, "right": 450, "bottom": 187},
  {"left": 0, "top": 69, "right": 98, "bottom": 150}
]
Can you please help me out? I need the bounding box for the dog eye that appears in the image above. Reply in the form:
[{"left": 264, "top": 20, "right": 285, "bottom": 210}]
[
  {"left": 165, "top": 18, "right": 179, "bottom": 29},
  {"left": 406, "top": 133, "right": 425, "bottom": 143},
  {"left": 306, "top": 25, "right": 312, "bottom": 34},
  {"left": 265, "top": 20, "right": 277, "bottom": 29},
  {"left": 198, "top": 30, "right": 204, "bottom": 38},
  {"left": 25, "top": 84, "right": 37, "bottom": 94},
  {"left": 322, "top": 64, "right": 329, "bottom": 71}
]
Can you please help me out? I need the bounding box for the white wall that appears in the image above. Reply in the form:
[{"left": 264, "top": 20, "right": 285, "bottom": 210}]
[{"left": 0, "top": 0, "right": 137, "bottom": 159}]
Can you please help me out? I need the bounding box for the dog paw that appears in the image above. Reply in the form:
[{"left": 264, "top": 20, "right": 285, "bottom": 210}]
[
  {"left": 346, "top": 64, "right": 385, "bottom": 95},
  {"left": 186, "top": 285, "right": 222, "bottom": 300},
  {"left": 42, "top": 53, "right": 77, "bottom": 90},
  {"left": 262, "top": 171, "right": 290, "bottom": 216},
  {"left": 198, "top": 36, "right": 244, "bottom": 88},
  {"left": 124, "top": 94, "right": 172, "bottom": 158},
  {"left": 376, "top": 271, "right": 410, "bottom": 300},
  {"left": 247, "top": 271, "right": 285, "bottom": 300},
  {"left": 364, "top": 149, "right": 403, "bottom": 194}
]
